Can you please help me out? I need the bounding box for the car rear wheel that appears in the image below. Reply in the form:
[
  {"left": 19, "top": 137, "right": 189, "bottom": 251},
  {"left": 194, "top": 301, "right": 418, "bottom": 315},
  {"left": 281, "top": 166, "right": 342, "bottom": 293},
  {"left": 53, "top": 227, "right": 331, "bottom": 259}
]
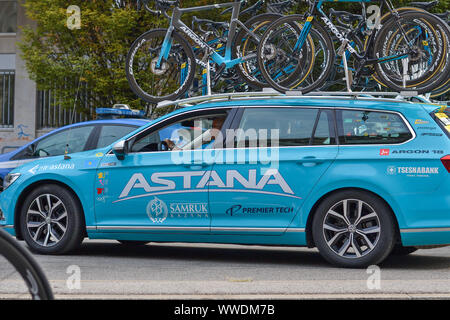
[
  {"left": 312, "top": 190, "right": 396, "bottom": 268},
  {"left": 20, "top": 184, "right": 85, "bottom": 254}
]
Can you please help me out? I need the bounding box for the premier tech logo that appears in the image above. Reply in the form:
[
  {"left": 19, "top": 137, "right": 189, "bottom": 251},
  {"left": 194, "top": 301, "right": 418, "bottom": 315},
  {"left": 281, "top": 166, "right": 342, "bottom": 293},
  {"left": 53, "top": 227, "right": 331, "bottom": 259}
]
[{"left": 114, "top": 169, "right": 300, "bottom": 203}]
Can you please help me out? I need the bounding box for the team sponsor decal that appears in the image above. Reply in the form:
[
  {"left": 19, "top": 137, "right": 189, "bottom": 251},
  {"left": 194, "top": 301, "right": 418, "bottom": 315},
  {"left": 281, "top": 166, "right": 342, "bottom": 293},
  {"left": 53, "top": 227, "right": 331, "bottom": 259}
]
[
  {"left": 146, "top": 197, "right": 168, "bottom": 223},
  {"left": 436, "top": 113, "right": 450, "bottom": 126},
  {"left": 421, "top": 133, "right": 443, "bottom": 137},
  {"left": 416, "top": 126, "right": 437, "bottom": 130},
  {"left": 96, "top": 172, "right": 109, "bottom": 202},
  {"left": 114, "top": 169, "right": 299, "bottom": 203},
  {"left": 95, "top": 152, "right": 104, "bottom": 157},
  {"left": 387, "top": 166, "right": 439, "bottom": 177},
  {"left": 169, "top": 202, "right": 208, "bottom": 218},
  {"left": 100, "top": 161, "right": 117, "bottom": 167},
  {"left": 391, "top": 150, "right": 443, "bottom": 154},
  {"left": 379, "top": 149, "right": 390, "bottom": 156},
  {"left": 415, "top": 119, "right": 430, "bottom": 125},
  {"left": 226, "top": 204, "right": 294, "bottom": 216},
  {"left": 28, "top": 163, "right": 75, "bottom": 174},
  {"left": 145, "top": 198, "right": 209, "bottom": 223},
  {"left": 84, "top": 159, "right": 98, "bottom": 168}
]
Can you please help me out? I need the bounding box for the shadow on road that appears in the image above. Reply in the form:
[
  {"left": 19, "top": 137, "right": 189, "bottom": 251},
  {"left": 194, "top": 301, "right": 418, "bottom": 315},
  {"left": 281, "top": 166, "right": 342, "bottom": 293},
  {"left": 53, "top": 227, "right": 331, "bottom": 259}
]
[{"left": 59, "top": 241, "right": 450, "bottom": 270}]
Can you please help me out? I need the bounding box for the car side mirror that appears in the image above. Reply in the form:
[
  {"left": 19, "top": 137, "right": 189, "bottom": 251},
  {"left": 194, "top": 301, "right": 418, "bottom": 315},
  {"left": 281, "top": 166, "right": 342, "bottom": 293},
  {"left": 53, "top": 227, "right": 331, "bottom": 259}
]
[{"left": 112, "top": 140, "right": 127, "bottom": 160}]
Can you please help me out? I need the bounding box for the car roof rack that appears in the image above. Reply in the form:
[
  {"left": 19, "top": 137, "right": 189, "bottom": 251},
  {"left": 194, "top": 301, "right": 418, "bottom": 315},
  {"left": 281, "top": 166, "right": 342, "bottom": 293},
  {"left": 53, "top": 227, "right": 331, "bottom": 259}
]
[{"left": 155, "top": 90, "right": 420, "bottom": 110}]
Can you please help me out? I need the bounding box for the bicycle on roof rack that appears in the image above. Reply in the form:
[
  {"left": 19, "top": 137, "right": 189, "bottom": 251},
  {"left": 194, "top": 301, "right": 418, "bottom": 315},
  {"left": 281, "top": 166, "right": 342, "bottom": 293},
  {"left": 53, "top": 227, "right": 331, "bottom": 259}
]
[
  {"left": 256, "top": 0, "right": 450, "bottom": 95},
  {"left": 126, "top": 0, "right": 299, "bottom": 103}
]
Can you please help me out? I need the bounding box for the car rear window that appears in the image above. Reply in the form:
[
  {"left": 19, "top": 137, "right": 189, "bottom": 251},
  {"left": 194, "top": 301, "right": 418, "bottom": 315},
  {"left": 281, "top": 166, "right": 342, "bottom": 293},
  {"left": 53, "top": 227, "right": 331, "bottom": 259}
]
[
  {"left": 431, "top": 107, "right": 450, "bottom": 138},
  {"left": 337, "top": 110, "right": 413, "bottom": 145}
]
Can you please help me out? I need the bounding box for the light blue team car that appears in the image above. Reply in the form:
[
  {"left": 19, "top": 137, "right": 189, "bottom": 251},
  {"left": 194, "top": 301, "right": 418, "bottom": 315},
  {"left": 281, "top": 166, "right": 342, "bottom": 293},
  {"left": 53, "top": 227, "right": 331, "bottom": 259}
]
[{"left": 0, "top": 93, "right": 449, "bottom": 267}]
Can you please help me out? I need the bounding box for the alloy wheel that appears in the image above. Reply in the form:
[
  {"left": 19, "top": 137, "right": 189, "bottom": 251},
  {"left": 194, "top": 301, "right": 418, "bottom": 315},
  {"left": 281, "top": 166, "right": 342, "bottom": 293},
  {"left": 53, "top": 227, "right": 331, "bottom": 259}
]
[
  {"left": 322, "top": 199, "right": 381, "bottom": 258},
  {"left": 26, "top": 194, "right": 68, "bottom": 247}
]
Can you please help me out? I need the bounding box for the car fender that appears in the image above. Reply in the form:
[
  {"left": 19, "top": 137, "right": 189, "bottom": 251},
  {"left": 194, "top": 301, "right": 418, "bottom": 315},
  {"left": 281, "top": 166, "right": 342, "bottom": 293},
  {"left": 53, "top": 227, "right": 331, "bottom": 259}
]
[
  {"left": 292, "top": 179, "right": 406, "bottom": 230},
  {"left": 11, "top": 172, "right": 95, "bottom": 227}
]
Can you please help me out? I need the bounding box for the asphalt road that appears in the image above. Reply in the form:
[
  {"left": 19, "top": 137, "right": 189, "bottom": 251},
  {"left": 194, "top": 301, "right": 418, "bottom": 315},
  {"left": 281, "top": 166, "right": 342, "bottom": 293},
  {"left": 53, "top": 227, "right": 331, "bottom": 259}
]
[{"left": 1, "top": 239, "right": 449, "bottom": 299}]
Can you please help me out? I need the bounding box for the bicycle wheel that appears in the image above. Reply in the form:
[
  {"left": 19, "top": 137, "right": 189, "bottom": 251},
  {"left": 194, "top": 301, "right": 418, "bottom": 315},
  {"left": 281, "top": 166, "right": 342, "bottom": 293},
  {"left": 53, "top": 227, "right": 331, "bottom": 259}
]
[
  {"left": 126, "top": 28, "right": 196, "bottom": 103},
  {"left": 0, "top": 229, "right": 53, "bottom": 299},
  {"left": 374, "top": 12, "right": 450, "bottom": 93},
  {"left": 319, "top": 26, "right": 370, "bottom": 92},
  {"left": 257, "top": 14, "right": 335, "bottom": 94},
  {"left": 232, "top": 13, "right": 282, "bottom": 89},
  {"left": 430, "top": 77, "right": 450, "bottom": 98}
]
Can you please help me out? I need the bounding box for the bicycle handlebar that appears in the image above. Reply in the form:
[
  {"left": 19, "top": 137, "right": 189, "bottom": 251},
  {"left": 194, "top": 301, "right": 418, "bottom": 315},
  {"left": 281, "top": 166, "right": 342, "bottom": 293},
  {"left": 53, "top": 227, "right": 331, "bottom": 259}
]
[
  {"left": 267, "top": 0, "right": 294, "bottom": 14},
  {"left": 142, "top": 0, "right": 179, "bottom": 18}
]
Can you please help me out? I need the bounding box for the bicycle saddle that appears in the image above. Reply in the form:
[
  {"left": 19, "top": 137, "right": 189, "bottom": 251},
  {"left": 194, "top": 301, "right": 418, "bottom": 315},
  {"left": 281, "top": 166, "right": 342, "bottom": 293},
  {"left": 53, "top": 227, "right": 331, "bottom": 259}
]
[
  {"left": 329, "top": 8, "right": 363, "bottom": 23},
  {"left": 156, "top": 0, "right": 178, "bottom": 9},
  {"left": 408, "top": 0, "right": 439, "bottom": 10},
  {"left": 192, "top": 16, "right": 229, "bottom": 30},
  {"left": 435, "top": 11, "right": 450, "bottom": 21}
]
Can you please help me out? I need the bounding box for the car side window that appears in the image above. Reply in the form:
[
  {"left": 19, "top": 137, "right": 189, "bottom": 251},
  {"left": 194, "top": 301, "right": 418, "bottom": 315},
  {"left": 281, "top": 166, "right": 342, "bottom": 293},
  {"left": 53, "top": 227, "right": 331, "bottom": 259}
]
[
  {"left": 312, "top": 110, "right": 335, "bottom": 145},
  {"left": 338, "top": 110, "right": 412, "bottom": 144},
  {"left": 129, "top": 111, "right": 229, "bottom": 153},
  {"left": 33, "top": 125, "right": 95, "bottom": 157},
  {"left": 235, "top": 108, "right": 321, "bottom": 147},
  {"left": 97, "top": 125, "right": 139, "bottom": 149}
]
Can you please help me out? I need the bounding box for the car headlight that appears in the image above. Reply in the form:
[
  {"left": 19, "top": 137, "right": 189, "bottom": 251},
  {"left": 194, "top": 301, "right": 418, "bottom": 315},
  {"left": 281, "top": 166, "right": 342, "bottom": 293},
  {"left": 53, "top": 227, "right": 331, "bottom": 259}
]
[{"left": 3, "top": 173, "right": 21, "bottom": 190}]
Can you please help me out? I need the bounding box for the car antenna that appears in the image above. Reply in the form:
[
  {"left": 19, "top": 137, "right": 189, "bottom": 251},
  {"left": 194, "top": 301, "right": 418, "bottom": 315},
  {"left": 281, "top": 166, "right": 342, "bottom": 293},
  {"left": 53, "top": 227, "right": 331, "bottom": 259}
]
[{"left": 64, "top": 56, "right": 87, "bottom": 160}]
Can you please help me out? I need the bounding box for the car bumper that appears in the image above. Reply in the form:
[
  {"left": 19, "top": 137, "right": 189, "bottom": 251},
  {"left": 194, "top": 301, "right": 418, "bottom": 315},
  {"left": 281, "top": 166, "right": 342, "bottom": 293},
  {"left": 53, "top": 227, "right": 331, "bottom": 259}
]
[{"left": 400, "top": 228, "right": 450, "bottom": 247}]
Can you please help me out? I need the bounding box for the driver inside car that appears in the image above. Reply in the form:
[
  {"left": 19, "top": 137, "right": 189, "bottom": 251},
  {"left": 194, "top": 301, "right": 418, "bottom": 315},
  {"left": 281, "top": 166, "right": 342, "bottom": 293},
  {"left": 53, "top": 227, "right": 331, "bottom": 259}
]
[{"left": 164, "top": 116, "right": 226, "bottom": 151}]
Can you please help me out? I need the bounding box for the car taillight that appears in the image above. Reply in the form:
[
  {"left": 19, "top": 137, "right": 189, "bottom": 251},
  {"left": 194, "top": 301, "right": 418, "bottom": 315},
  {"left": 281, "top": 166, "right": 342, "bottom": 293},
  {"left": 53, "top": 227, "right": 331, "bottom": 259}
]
[{"left": 441, "top": 155, "right": 450, "bottom": 173}]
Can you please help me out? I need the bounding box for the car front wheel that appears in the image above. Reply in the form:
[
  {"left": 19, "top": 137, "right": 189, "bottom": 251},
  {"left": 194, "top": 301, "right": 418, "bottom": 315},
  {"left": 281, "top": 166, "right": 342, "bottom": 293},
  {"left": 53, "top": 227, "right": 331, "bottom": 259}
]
[
  {"left": 20, "top": 184, "right": 85, "bottom": 254},
  {"left": 312, "top": 190, "right": 396, "bottom": 268}
]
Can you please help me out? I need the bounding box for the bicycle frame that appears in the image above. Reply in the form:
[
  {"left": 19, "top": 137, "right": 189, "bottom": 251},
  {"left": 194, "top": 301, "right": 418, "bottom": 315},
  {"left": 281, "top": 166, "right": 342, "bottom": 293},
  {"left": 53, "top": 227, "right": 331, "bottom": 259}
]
[
  {"left": 156, "top": 2, "right": 261, "bottom": 71},
  {"left": 294, "top": 0, "right": 411, "bottom": 67}
]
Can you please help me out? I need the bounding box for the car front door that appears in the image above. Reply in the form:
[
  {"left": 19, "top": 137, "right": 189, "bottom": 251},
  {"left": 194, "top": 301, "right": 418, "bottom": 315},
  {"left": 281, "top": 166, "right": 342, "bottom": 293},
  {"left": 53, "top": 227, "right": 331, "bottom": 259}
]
[
  {"left": 94, "top": 108, "right": 232, "bottom": 234},
  {"left": 209, "top": 107, "right": 338, "bottom": 235}
]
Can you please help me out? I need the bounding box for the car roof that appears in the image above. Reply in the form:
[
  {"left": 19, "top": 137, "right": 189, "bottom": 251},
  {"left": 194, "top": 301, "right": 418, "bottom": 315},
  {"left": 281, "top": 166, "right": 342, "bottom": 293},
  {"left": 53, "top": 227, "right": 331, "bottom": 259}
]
[{"left": 164, "top": 96, "right": 427, "bottom": 116}]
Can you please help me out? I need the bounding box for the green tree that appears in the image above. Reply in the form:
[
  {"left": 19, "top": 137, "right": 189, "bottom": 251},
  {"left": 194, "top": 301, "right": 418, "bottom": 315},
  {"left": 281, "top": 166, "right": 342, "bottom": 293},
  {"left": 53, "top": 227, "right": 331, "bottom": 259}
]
[
  {"left": 19, "top": 0, "right": 450, "bottom": 120},
  {"left": 20, "top": 0, "right": 163, "bottom": 118}
]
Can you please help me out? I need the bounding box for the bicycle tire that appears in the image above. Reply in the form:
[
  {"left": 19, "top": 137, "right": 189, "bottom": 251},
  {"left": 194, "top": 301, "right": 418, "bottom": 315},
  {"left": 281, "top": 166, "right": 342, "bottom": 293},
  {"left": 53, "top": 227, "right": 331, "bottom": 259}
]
[
  {"left": 126, "top": 28, "right": 196, "bottom": 103},
  {"left": 232, "top": 13, "right": 282, "bottom": 89},
  {"left": 430, "top": 77, "right": 450, "bottom": 98},
  {"left": 373, "top": 11, "right": 450, "bottom": 93},
  {"left": 257, "top": 14, "right": 335, "bottom": 94},
  {"left": 0, "top": 229, "right": 54, "bottom": 300}
]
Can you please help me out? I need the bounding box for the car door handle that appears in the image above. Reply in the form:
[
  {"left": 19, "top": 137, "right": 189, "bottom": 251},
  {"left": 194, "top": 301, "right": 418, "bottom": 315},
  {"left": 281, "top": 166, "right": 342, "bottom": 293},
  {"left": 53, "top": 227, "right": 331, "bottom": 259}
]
[
  {"left": 184, "top": 163, "right": 208, "bottom": 170},
  {"left": 297, "top": 156, "right": 326, "bottom": 166}
]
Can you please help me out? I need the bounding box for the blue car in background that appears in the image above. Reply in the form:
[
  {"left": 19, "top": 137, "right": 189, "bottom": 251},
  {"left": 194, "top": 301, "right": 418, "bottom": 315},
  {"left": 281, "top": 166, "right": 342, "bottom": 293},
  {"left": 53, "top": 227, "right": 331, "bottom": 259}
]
[
  {"left": 0, "top": 109, "right": 150, "bottom": 189},
  {"left": 0, "top": 93, "right": 449, "bottom": 268}
]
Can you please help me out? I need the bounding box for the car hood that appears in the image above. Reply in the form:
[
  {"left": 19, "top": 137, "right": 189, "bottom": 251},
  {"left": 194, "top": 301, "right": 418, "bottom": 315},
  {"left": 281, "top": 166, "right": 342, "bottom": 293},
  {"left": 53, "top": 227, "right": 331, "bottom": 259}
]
[
  {"left": 0, "top": 150, "right": 16, "bottom": 162},
  {"left": 9, "top": 147, "right": 110, "bottom": 176}
]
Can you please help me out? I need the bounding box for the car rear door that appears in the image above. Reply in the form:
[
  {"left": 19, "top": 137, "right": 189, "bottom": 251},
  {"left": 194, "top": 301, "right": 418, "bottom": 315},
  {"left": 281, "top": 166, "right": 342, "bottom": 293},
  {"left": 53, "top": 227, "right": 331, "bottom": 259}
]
[{"left": 209, "top": 106, "right": 338, "bottom": 235}]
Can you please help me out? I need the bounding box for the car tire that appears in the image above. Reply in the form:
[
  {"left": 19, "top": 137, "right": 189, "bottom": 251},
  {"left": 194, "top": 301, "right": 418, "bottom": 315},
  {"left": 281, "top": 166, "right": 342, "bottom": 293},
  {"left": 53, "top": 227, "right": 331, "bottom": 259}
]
[
  {"left": 117, "top": 240, "right": 149, "bottom": 246},
  {"left": 20, "top": 184, "right": 85, "bottom": 254},
  {"left": 312, "top": 190, "right": 396, "bottom": 268},
  {"left": 390, "top": 244, "right": 418, "bottom": 256}
]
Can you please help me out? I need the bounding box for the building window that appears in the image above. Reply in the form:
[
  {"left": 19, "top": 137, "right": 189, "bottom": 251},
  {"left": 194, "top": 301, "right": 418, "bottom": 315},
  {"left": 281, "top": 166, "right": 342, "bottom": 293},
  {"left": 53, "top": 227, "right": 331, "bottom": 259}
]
[
  {"left": 0, "top": 70, "right": 14, "bottom": 127},
  {"left": 0, "top": 1, "right": 17, "bottom": 33},
  {"left": 37, "top": 88, "right": 91, "bottom": 129}
]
